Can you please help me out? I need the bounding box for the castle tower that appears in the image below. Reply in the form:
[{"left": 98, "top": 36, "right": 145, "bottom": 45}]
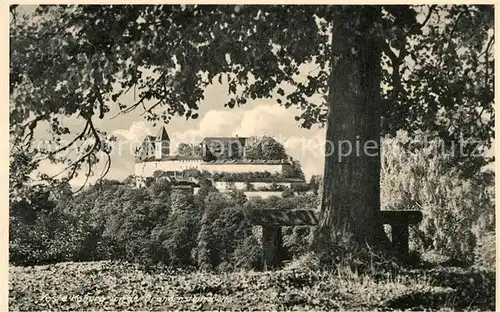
[{"left": 155, "top": 126, "right": 170, "bottom": 159}]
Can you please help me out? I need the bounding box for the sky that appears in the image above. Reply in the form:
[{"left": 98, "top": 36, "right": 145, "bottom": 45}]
[
  {"left": 35, "top": 80, "right": 328, "bottom": 188},
  {"left": 13, "top": 4, "right": 329, "bottom": 188},
  {"left": 18, "top": 5, "right": 494, "bottom": 188}
]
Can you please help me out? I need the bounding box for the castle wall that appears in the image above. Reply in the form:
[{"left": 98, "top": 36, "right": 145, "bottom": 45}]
[
  {"left": 134, "top": 159, "right": 204, "bottom": 177},
  {"left": 213, "top": 181, "right": 296, "bottom": 190},
  {"left": 220, "top": 190, "right": 284, "bottom": 199},
  {"left": 200, "top": 163, "right": 285, "bottom": 174},
  {"left": 134, "top": 160, "right": 301, "bottom": 190},
  {"left": 155, "top": 142, "right": 162, "bottom": 159},
  {"left": 251, "top": 182, "right": 293, "bottom": 189},
  {"left": 213, "top": 181, "right": 247, "bottom": 190},
  {"left": 135, "top": 161, "right": 286, "bottom": 178}
]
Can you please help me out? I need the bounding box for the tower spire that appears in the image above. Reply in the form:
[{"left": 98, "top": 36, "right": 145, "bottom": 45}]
[{"left": 154, "top": 126, "right": 170, "bottom": 159}]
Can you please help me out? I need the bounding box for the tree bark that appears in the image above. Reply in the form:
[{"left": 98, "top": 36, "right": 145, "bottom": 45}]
[{"left": 315, "top": 6, "right": 389, "bottom": 250}]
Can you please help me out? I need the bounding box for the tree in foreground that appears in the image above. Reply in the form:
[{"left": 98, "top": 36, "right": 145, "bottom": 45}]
[{"left": 10, "top": 5, "right": 494, "bottom": 252}]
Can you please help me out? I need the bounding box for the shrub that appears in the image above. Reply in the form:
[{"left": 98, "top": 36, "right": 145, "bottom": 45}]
[
  {"left": 229, "top": 189, "right": 248, "bottom": 205},
  {"left": 151, "top": 207, "right": 202, "bottom": 267},
  {"left": 381, "top": 131, "right": 495, "bottom": 264},
  {"left": 474, "top": 231, "right": 495, "bottom": 269},
  {"left": 245, "top": 181, "right": 255, "bottom": 191},
  {"left": 283, "top": 226, "right": 314, "bottom": 258},
  {"left": 9, "top": 185, "right": 91, "bottom": 266},
  {"left": 232, "top": 235, "right": 263, "bottom": 271},
  {"left": 193, "top": 192, "right": 231, "bottom": 269},
  {"left": 245, "top": 136, "right": 287, "bottom": 160},
  {"left": 193, "top": 193, "right": 253, "bottom": 270},
  {"left": 282, "top": 160, "right": 306, "bottom": 179},
  {"left": 281, "top": 188, "right": 295, "bottom": 198}
]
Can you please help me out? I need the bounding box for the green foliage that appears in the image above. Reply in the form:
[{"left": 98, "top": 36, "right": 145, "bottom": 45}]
[
  {"left": 10, "top": 166, "right": 316, "bottom": 269},
  {"left": 161, "top": 168, "right": 307, "bottom": 182},
  {"left": 9, "top": 184, "right": 90, "bottom": 266},
  {"left": 381, "top": 6, "right": 494, "bottom": 177},
  {"left": 212, "top": 171, "right": 275, "bottom": 182},
  {"left": 283, "top": 226, "right": 314, "bottom": 257},
  {"left": 281, "top": 188, "right": 295, "bottom": 198},
  {"left": 228, "top": 189, "right": 248, "bottom": 206},
  {"left": 177, "top": 142, "right": 202, "bottom": 157},
  {"left": 122, "top": 175, "right": 136, "bottom": 185},
  {"left": 282, "top": 160, "right": 306, "bottom": 179},
  {"left": 474, "top": 231, "right": 495, "bottom": 269},
  {"left": 245, "top": 136, "right": 288, "bottom": 160},
  {"left": 9, "top": 5, "right": 494, "bottom": 254},
  {"left": 260, "top": 136, "right": 287, "bottom": 160},
  {"left": 231, "top": 235, "right": 263, "bottom": 271},
  {"left": 152, "top": 170, "right": 169, "bottom": 179},
  {"left": 9, "top": 5, "right": 493, "bottom": 187},
  {"left": 244, "top": 136, "right": 261, "bottom": 160},
  {"left": 151, "top": 207, "right": 203, "bottom": 267},
  {"left": 11, "top": 176, "right": 200, "bottom": 267},
  {"left": 380, "top": 131, "right": 495, "bottom": 264},
  {"left": 195, "top": 177, "right": 219, "bottom": 201},
  {"left": 9, "top": 149, "right": 40, "bottom": 200},
  {"left": 100, "top": 187, "right": 155, "bottom": 263},
  {"left": 9, "top": 260, "right": 495, "bottom": 311},
  {"left": 193, "top": 192, "right": 253, "bottom": 270},
  {"left": 308, "top": 175, "right": 323, "bottom": 195},
  {"left": 244, "top": 193, "right": 319, "bottom": 212}
]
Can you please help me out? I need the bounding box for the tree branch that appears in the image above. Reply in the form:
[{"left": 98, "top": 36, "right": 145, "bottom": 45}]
[
  {"left": 140, "top": 98, "right": 164, "bottom": 117},
  {"left": 446, "top": 10, "right": 465, "bottom": 49},
  {"left": 110, "top": 71, "right": 166, "bottom": 119},
  {"left": 47, "top": 116, "right": 101, "bottom": 182},
  {"left": 111, "top": 37, "right": 183, "bottom": 120},
  {"left": 381, "top": 40, "right": 398, "bottom": 63},
  {"left": 10, "top": 5, "right": 18, "bottom": 24},
  {"left": 49, "top": 120, "right": 91, "bottom": 156},
  {"left": 483, "top": 34, "right": 494, "bottom": 95},
  {"left": 95, "top": 86, "right": 106, "bottom": 119},
  {"left": 415, "top": 5, "right": 437, "bottom": 30}
]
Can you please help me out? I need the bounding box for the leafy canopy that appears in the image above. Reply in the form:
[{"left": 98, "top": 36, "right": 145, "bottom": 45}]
[{"left": 9, "top": 5, "right": 494, "bottom": 187}]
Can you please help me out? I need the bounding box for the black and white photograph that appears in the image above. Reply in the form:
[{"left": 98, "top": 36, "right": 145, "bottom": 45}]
[{"left": 7, "top": 3, "right": 496, "bottom": 311}]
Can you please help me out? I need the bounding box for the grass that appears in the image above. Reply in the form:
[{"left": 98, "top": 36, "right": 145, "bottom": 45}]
[{"left": 9, "top": 259, "right": 495, "bottom": 311}]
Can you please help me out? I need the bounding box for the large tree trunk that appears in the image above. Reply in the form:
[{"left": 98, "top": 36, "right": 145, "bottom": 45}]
[{"left": 315, "top": 6, "right": 389, "bottom": 250}]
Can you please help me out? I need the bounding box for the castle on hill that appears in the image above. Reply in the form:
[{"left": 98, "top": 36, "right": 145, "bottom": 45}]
[{"left": 134, "top": 126, "right": 306, "bottom": 196}]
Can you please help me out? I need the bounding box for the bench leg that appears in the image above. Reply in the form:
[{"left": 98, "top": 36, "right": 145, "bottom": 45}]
[
  {"left": 391, "top": 224, "right": 409, "bottom": 260},
  {"left": 262, "top": 225, "right": 282, "bottom": 269}
]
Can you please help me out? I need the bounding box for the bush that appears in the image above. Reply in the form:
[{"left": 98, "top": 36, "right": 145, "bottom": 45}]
[
  {"left": 281, "top": 188, "right": 295, "bottom": 198},
  {"left": 10, "top": 162, "right": 315, "bottom": 270},
  {"left": 381, "top": 131, "right": 495, "bottom": 264},
  {"left": 9, "top": 185, "right": 91, "bottom": 266},
  {"left": 282, "top": 160, "right": 306, "bottom": 179},
  {"left": 232, "top": 235, "right": 263, "bottom": 271},
  {"left": 474, "top": 231, "right": 495, "bottom": 269},
  {"left": 283, "top": 226, "right": 314, "bottom": 258},
  {"left": 193, "top": 192, "right": 253, "bottom": 270},
  {"left": 245, "top": 136, "right": 287, "bottom": 160},
  {"left": 151, "top": 208, "right": 202, "bottom": 267}
]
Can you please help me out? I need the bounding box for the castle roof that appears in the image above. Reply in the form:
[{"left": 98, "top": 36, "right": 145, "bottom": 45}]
[
  {"left": 204, "top": 159, "right": 289, "bottom": 164},
  {"left": 155, "top": 126, "right": 170, "bottom": 142},
  {"left": 202, "top": 136, "right": 247, "bottom": 143},
  {"left": 136, "top": 156, "right": 291, "bottom": 164},
  {"left": 136, "top": 155, "right": 204, "bottom": 163},
  {"left": 160, "top": 175, "right": 200, "bottom": 187}
]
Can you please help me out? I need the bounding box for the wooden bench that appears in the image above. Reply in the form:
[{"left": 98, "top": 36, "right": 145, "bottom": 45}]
[{"left": 248, "top": 209, "right": 423, "bottom": 268}]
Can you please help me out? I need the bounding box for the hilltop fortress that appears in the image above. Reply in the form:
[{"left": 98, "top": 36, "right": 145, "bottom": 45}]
[{"left": 134, "top": 127, "right": 306, "bottom": 196}]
